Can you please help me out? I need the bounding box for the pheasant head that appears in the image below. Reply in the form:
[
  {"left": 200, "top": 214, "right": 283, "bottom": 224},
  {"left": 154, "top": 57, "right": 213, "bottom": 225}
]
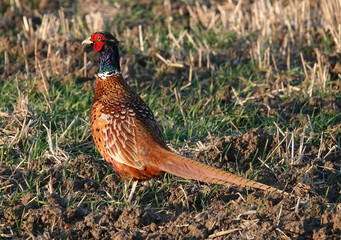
[{"left": 82, "top": 32, "right": 121, "bottom": 78}]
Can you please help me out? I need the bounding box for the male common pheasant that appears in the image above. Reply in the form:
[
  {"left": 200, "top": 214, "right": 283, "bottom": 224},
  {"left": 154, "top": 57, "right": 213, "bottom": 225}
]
[{"left": 82, "top": 32, "right": 289, "bottom": 200}]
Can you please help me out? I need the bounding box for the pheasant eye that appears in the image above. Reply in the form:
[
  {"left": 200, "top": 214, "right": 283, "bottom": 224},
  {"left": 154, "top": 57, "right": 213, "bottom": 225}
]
[{"left": 97, "top": 35, "right": 102, "bottom": 41}]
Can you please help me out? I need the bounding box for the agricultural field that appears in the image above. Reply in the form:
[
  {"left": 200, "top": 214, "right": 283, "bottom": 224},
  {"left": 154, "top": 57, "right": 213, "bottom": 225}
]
[{"left": 0, "top": 0, "right": 340, "bottom": 239}]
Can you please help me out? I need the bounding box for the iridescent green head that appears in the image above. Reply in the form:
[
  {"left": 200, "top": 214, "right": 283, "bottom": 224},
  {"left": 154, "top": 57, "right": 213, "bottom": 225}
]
[{"left": 82, "top": 32, "right": 121, "bottom": 76}]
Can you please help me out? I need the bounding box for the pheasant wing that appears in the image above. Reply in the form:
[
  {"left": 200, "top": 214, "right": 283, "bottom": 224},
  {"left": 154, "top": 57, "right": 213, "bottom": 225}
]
[{"left": 100, "top": 112, "right": 145, "bottom": 170}]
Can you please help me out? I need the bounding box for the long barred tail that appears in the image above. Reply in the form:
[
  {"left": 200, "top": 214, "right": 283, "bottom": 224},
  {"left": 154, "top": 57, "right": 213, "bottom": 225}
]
[{"left": 154, "top": 148, "right": 290, "bottom": 196}]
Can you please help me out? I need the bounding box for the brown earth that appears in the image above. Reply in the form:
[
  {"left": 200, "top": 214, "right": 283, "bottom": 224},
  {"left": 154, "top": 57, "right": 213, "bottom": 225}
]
[{"left": 1, "top": 130, "right": 340, "bottom": 239}]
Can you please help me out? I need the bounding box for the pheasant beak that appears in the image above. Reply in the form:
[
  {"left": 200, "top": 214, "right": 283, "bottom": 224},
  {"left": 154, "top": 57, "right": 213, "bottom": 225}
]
[{"left": 82, "top": 37, "right": 93, "bottom": 45}]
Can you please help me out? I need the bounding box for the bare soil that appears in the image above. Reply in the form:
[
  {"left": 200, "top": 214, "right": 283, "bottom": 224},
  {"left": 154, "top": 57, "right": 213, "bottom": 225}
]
[{"left": 1, "top": 129, "right": 340, "bottom": 239}]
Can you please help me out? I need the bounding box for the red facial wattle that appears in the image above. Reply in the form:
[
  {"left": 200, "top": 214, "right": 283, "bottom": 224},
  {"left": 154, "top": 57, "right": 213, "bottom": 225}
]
[{"left": 91, "top": 33, "right": 107, "bottom": 51}]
